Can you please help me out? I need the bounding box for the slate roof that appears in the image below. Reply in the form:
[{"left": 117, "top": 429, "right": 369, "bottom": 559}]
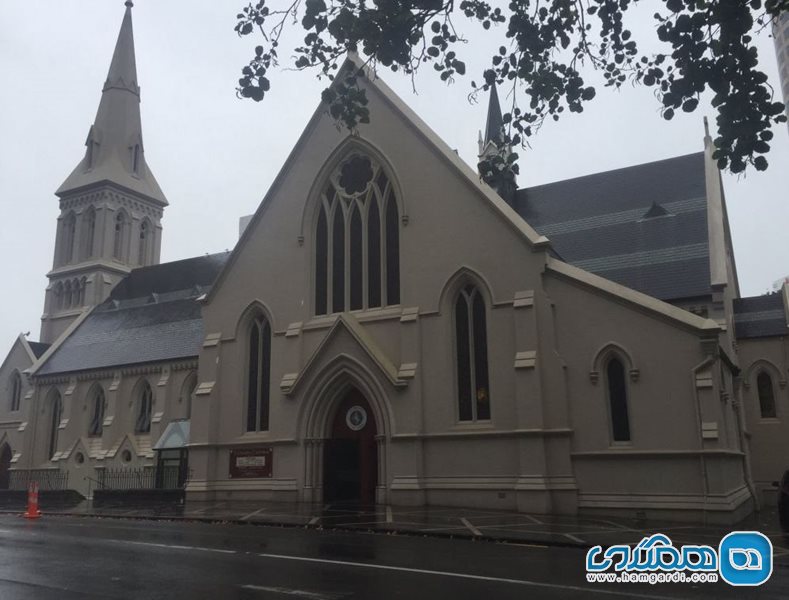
[
  {"left": 36, "top": 253, "right": 229, "bottom": 376},
  {"left": 27, "top": 341, "right": 51, "bottom": 359},
  {"left": 516, "top": 152, "right": 711, "bottom": 302},
  {"left": 734, "top": 293, "right": 789, "bottom": 339}
]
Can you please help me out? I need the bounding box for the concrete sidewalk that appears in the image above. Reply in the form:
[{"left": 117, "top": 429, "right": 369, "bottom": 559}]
[{"left": 3, "top": 496, "right": 788, "bottom": 553}]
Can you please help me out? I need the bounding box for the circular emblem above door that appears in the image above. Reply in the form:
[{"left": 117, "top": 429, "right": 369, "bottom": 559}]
[{"left": 345, "top": 405, "right": 368, "bottom": 431}]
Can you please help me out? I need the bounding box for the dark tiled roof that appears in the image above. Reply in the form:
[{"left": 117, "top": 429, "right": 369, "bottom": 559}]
[
  {"left": 27, "top": 341, "right": 51, "bottom": 359},
  {"left": 516, "top": 152, "right": 711, "bottom": 301},
  {"left": 734, "top": 293, "right": 789, "bottom": 339},
  {"left": 36, "top": 253, "right": 229, "bottom": 376}
]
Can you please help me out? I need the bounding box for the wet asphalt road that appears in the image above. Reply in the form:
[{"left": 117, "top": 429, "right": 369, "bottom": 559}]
[{"left": 1, "top": 515, "right": 788, "bottom": 599}]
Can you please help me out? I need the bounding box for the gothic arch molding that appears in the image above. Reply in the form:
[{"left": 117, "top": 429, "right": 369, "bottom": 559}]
[
  {"left": 233, "top": 299, "right": 276, "bottom": 340},
  {"left": 437, "top": 266, "right": 496, "bottom": 314},
  {"left": 298, "top": 136, "right": 408, "bottom": 243},
  {"left": 298, "top": 353, "right": 394, "bottom": 440},
  {"left": 743, "top": 359, "right": 786, "bottom": 389},
  {"left": 589, "top": 342, "right": 639, "bottom": 385}
]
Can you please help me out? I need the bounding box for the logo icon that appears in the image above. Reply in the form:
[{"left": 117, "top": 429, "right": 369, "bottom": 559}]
[
  {"left": 345, "top": 405, "right": 367, "bottom": 431},
  {"left": 718, "top": 531, "right": 772, "bottom": 586}
]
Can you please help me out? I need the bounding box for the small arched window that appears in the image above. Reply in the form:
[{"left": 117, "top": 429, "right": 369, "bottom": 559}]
[
  {"left": 247, "top": 315, "right": 271, "bottom": 432},
  {"left": 9, "top": 371, "right": 22, "bottom": 412},
  {"left": 135, "top": 381, "right": 153, "bottom": 434},
  {"left": 132, "top": 144, "right": 141, "bottom": 175},
  {"left": 455, "top": 285, "right": 490, "bottom": 422},
  {"left": 607, "top": 357, "right": 631, "bottom": 442},
  {"left": 54, "top": 282, "right": 64, "bottom": 310},
  {"left": 114, "top": 211, "right": 127, "bottom": 260},
  {"left": 138, "top": 219, "right": 151, "bottom": 265},
  {"left": 757, "top": 371, "right": 777, "bottom": 419},
  {"left": 82, "top": 207, "right": 96, "bottom": 259},
  {"left": 63, "top": 212, "right": 77, "bottom": 264},
  {"left": 63, "top": 280, "right": 72, "bottom": 309},
  {"left": 315, "top": 154, "right": 400, "bottom": 315},
  {"left": 48, "top": 391, "right": 62, "bottom": 460},
  {"left": 88, "top": 386, "right": 106, "bottom": 436}
]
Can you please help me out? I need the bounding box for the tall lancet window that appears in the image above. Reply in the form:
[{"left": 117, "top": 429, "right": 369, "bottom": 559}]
[
  {"left": 757, "top": 371, "right": 777, "bottom": 419},
  {"left": 9, "top": 371, "right": 22, "bottom": 412},
  {"left": 132, "top": 144, "right": 141, "bottom": 176},
  {"left": 314, "top": 154, "right": 400, "bottom": 315},
  {"left": 455, "top": 285, "right": 491, "bottom": 422},
  {"left": 607, "top": 357, "right": 631, "bottom": 442},
  {"left": 48, "top": 391, "right": 62, "bottom": 460},
  {"left": 114, "top": 211, "right": 128, "bottom": 260},
  {"left": 135, "top": 380, "right": 153, "bottom": 434},
  {"left": 88, "top": 386, "right": 106, "bottom": 437},
  {"left": 63, "top": 212, "right": 77, "bottom": 264},
  {"left": 138, "top": 219, "right": 151, "bottom": 265},
  {"left": 82, "top": 207, "right": 96, "bottom": 260},
  {"left": 246, "top": 315, "right": 271, "bottom": 432}
]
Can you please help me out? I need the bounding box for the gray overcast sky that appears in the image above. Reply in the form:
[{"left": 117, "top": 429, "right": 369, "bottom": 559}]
[{"left": 1, "top": 1, "right": 787, "bottom": 348}]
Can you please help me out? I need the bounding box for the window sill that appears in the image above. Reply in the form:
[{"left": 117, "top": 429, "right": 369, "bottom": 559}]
[
  {"left": 450, "top": 421, "right": 495, "bottom": 431},
  {"left": 306, "top": 305, "right": 404, "bottom": 329},
  {"left": 757, "top": 418, "right": 780, "bottom": 424},
  {"left": 607, "top": 442, "right": 634, "bottom": 449}
]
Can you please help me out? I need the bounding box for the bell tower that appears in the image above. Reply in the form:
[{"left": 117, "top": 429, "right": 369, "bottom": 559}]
[{"left": 41, "top": 1, "right": 168, "bottom": 344}]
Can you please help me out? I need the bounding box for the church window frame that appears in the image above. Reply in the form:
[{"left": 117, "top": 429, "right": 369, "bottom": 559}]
[
  {"left": 113, "top": 210, "right": 129, "bottom": 261},
  {"left": 9, "top": 371, "right": 22, "bottom": 412},
  {"left": 454, "top": 285, "right": 491, "bottom": 423},
  {"left": 134, "top": 379, "right": 153, "bottom": 434},
  {"left": 82, "top": 206, "right": 96, "bottom": 260},
  {"left": 605, "top": 355, "right": 632, "bottom": 443},
  {"left": 314, "top": 153, "right": 400, "bottom": 315},
  {"left": 138, "top": 218, "right": 152, "bottom": 265},
  {"left": 757, "top": 370, "right": 778, "bottom": 419},
  {"left": 87, "top": 385, "right": 106, "bottom": 437},
  {"left": 245, "top": 314, "right": 271, "bottom": 433},
  {"left": 63, "top": 211, "right": 77, "bottom": 264},
  {"left": 47, "top": 390, "right": 62, "bottom": 461}
]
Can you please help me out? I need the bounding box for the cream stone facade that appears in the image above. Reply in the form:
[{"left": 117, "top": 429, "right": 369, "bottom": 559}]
[{"left": 2, "top": 3, "right": 788, "bottom": 524}]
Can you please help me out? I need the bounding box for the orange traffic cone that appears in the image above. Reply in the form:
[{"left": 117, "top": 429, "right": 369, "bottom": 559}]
[{"left": 23, "top": 482, "right": 41, "bottom": 519}]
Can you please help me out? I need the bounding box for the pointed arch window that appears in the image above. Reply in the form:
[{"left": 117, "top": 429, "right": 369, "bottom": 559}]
[
  {"left": 246, "top": 315, "right": 271, "bottom": 432},
  {"left": 315, "top": 155, "right": 400, "bottom": 315},
  {"left": 455, "top": 285, "right": 490, "bottom": 422},
  {"left": 607, "top": 357, "right": 631, "bottom": 442},
  {"left": 114, "top": 211, "right": 128, "bottom": 260},
  {"left": 757, "top": 371, "right": 777, "bottom": 419},
  {"left": 63, "top": 212, "right": 77, "bottom": 264},
  {"left": 135, "top": 381, "right": 153, "bottom": 434},
  {"left": 138, "top": 219, "right": 151, "bottom": 265},
  {"left": 82, "top": 207, "right": 96, "bottom": 259},
  {"left": 48, "top": 391, "right": 62, "bottom": 460},
  {"left": 88, "top": 386, "right": 106, "bottom": 437},
  {"left": 182, "top": 373, "right": 197, "bottom": 420},
  {"left": 9, "top": 371, "right": 22, "bottom": 412}
]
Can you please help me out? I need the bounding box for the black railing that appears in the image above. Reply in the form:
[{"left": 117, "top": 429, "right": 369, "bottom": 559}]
[
  {"left": 95, "top": 466, "right": 185, "bottom": 490},
  {"left": 8, "top": 469, "right": 69, "bottom": 491}
]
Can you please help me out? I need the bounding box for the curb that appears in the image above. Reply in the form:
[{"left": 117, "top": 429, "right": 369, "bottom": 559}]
[{"left": 0, "top": 508, "right": 589, "bottom": 549}]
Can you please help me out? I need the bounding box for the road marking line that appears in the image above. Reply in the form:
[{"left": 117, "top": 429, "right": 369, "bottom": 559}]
[
  {"left": 524, "top": 514, "right": 543, "bottom": 524},
  {"left": 564, "top": 533, "right": 585, "bottom": 544},
  {"left": 241, "top": 507, "right": 268, "bottom": 521},
  {"left": 241, "top": 584, "right": 342, "bottom": 599},
  {"left": 308, "top": 516, "right": 320, "bottom": 525},
  {"left": 256, "top": 553, "right": 679, "bottom": 599},
  {"left": 123, "top": 540, "right": 236, "bottom": 554},
  {"left": 460, "top": 517, "right": 482, "bottom": 537},
  {"left": 386, "top": 506, "right": 393, "bottom": 523},
  {"left": 189, "top": 502, "right": 226, "bottom": 515}
]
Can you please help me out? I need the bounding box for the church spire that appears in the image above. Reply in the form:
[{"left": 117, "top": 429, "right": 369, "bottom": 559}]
[
  {"left": 56, "top": 1, "right": 167, "bottom": 206},
  {"left": 483, "top": 82, "right": 504, "bottom": 148}
]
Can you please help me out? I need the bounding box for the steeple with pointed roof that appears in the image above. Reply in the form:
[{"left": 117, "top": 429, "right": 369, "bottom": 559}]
[
  {"left": 41, "top": 2, "right": 167, "bottom": 344},
  {"left": 57, "top": 1, "right": 166, "bottom": 204},
  {"left": 477, "top": 83, "right": 517, "bottom": 206}
]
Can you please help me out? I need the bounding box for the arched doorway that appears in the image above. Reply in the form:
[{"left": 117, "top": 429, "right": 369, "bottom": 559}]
[
  {"left": 0, "top": 444, "right": 11, "bottom": 490},
  {"left": 323, "top": 388, "right": 378, "bottom": 505}
]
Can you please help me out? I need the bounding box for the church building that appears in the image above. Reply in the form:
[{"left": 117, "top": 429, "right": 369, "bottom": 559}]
[{"left": 2, "top": 2, "right": 788, "bottom": 524}]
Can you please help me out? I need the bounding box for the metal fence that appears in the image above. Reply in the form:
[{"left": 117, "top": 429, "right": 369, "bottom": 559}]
[
  {"left": 8, "top": 469, "right": 69, "bottom": 491},
  {"left": 95, "top": 466, "right": 184, "bottom": 490}
]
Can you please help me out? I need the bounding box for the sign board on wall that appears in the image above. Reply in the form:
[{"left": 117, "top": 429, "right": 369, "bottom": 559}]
[{"left": 229, "top": 447, "right": 273, "bottom": 478}]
